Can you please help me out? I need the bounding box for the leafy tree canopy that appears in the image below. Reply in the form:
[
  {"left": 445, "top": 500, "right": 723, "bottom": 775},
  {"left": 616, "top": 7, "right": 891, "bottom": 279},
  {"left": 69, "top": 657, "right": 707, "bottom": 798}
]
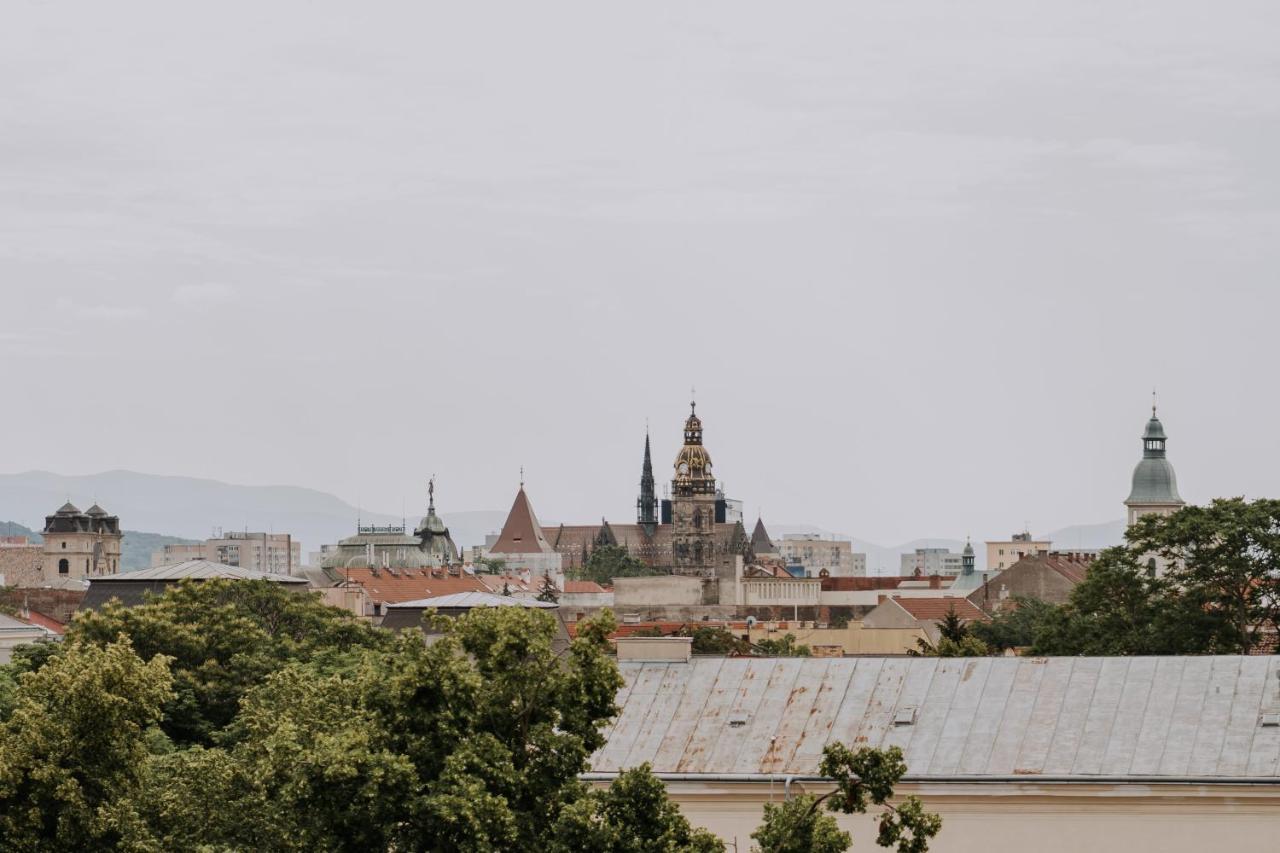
[
  {"left": 753, "top": 633, "right": 812, "bottom": 657},
  {"left": 572, "top": 545, "right": 657, "bottom": 586}
]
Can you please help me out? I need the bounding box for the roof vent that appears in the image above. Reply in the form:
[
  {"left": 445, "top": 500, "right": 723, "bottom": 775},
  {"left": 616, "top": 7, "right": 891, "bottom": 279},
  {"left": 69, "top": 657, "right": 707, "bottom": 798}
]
[
  {"left": 893, "top": 707, "right": 918, "bottom": 726},
  {"left": 727, "top": 712, "right": 750, "bottom": 728},
  {"left": 1260, "top": 713, "right": 1280, "bottom": 727},
  {"left": 622, "top": 613, "right": 642, "bottom": 625}
]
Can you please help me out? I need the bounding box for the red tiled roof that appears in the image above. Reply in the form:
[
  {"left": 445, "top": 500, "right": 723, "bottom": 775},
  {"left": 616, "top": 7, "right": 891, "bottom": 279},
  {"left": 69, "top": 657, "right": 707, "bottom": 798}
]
[
  {"left": 340, "top": 567, "right": 487, "bottom": 604},
  {"left": 475, "top": 574, "right": 538, "bottom": 595},
  {"left": 891, "top": 597, "right": 988, "bottom": 622},
  {"left": 17, "top": 610, "right": 65, "bottom": 635},
  {"left": 564, "top": 580, "right": 608, "bottom": 594}
]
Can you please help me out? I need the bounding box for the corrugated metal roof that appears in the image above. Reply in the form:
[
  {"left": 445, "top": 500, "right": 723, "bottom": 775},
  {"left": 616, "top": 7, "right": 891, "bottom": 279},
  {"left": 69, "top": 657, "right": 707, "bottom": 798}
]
[
  {"left": 593, "top": 656, "right": 1280, "bottom": 779},
  {"left": 96, "top": 560, "right": 309, "bottom": 583},
  {"left": 387, "top": 591, "right": 558, "bottom": 609}
]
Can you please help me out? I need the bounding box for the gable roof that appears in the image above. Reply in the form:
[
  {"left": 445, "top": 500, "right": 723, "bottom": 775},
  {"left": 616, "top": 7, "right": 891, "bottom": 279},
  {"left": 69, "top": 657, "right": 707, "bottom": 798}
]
[
  {"left": 339, "top": 567, "right": 488, "bottom": 604},
  {"left": 592, "top": 656, "right": 1280, "bottom": 780},
  {"left": 490, "top": 487, "right": 554, "bottom": 554},
  {"left": 889, "top": 596, "right": 988, "bottom": 622}
]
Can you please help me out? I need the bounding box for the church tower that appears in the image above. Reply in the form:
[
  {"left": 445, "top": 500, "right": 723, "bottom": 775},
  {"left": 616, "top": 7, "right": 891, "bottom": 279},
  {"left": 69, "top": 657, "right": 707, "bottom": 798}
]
[
  {"left": 671, "top": 399, "right": 718, "bottom": 576},
  {"left": 1124, "top": 399, "right": 1185, "bottom": 527},
  {"left": 636, "top": 430, "right": 658, "bottom": 535}
]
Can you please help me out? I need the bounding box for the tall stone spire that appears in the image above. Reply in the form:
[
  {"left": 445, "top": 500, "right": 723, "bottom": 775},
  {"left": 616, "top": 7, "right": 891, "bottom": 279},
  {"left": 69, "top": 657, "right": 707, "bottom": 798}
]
[{"left": 637, "top": 429, "right": 658, "bottom": 533}]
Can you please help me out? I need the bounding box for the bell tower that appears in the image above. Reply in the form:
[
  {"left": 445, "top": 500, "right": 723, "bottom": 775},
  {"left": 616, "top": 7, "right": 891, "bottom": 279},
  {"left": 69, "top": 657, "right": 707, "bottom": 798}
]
[
  {"left": 671, "top": 399, "right": 718, "bottom": 576},
  {"left": 636, "top": 429, "right": 658, "bottom": 535}
]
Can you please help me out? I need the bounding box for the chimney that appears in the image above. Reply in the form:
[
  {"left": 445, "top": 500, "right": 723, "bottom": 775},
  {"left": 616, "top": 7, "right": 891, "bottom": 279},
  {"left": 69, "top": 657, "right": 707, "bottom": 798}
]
[{"left": 929, "top": 574, "right": 941, "bottom": 589}]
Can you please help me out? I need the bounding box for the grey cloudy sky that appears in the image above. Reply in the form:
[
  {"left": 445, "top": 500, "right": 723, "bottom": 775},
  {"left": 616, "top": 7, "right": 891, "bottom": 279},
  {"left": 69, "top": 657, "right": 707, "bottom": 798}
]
[{"left": 2, "top": 1, "right": 1278, "bottom": 544}]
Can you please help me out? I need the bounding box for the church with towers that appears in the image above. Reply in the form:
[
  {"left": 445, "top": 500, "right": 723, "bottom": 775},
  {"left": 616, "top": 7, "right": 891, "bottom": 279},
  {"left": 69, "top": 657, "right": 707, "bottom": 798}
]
[{"left": 489, "top": 399, "right": 758, "bottom": 579}]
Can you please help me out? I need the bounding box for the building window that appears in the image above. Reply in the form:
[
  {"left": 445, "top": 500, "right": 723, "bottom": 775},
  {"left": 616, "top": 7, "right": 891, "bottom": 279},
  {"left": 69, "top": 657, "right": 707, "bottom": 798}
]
[
  {"left": 58, "top": 558, "right": 69, "bottom": 574},
  {"left": 61, "top": 541, "right": 67, "bottom": 549}
]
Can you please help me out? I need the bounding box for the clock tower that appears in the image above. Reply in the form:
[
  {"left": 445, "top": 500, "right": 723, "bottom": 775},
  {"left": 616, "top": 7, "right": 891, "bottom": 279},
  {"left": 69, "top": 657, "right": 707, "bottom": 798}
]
[{"left": 671, "top": 399, "right": 719, "bottom": 576}]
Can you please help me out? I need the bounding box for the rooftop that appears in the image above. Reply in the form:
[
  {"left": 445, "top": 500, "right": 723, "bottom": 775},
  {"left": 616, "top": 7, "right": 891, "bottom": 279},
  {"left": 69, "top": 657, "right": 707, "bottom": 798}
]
[
  {"left": 889, "top": 596, "right": 988, "bottom": 622},
  {"left": 388, "top": 591, "right": 558, "bottom": 609},
  {"left": 592, "top": 655, "right": 1280, "bottom": 780},
  {"left": 94, "top": 560, "right": 309, "bottom": 583}
]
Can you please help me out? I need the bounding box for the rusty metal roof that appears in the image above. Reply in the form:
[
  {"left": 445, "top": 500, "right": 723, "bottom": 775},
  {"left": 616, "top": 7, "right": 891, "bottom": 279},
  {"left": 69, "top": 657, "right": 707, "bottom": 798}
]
[{"left": 592, "top": 656, "right": 1280, "bottom": 779}]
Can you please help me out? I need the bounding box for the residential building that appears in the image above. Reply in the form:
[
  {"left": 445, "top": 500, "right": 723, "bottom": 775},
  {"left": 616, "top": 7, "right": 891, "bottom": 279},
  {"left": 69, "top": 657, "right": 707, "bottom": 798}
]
[
  {"left": 861, "top": 595, "right": 988, "bottom": 642},
  {"left": 985, "top": 531, "right": 1051, "bottom": 572},
  {"left": 969, "top": 552, "right": 1094, "bottom": 614},
  {"left": 320, "top": 480, "right": 459, "bottom": 572},
  {"left": 153, "top": 531, "right": 301, "bottom": 574},
  {"left": 310, "top": 565, "right": 488, "bottom": 619},
  {"left": 900, "top": 547, "right": 964, "bottom": 577},
  {"left": 590, "top": 656, "right": 1280, "bottom": 853},
  {"left": 778, "top": 533, "right": 864, "bottom": 577},
  {"left": 0, "top": 612, "right": 59, "bottom": 663}
]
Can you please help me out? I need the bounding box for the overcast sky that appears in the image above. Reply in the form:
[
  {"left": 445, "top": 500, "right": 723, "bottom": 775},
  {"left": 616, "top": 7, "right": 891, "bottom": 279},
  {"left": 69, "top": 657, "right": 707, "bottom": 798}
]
[{"left": 2, "top": 1, "right": 1278, "bottom": 545}]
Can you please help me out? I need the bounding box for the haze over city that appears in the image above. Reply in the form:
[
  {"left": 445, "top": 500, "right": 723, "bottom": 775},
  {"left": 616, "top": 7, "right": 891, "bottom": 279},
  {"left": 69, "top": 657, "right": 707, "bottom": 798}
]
[{"left": 4, "top": 1, "right": 1279, "bottom": 546}]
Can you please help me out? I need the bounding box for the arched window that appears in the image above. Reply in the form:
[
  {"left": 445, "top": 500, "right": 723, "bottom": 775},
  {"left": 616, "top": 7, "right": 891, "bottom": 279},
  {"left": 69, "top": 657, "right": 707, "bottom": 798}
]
[
  {"left": 58, "top": 558, "right": 69, "bottom": 574},
  {"left": 693, "top": 509, "right": 703, "bottom": 530}
]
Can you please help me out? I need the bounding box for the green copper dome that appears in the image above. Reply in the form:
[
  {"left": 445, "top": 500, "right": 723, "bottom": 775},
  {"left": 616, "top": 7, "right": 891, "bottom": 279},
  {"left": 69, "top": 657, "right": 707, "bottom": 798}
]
[{"left": 1126, "top": 409, "right": 1182, "bottom": 505}]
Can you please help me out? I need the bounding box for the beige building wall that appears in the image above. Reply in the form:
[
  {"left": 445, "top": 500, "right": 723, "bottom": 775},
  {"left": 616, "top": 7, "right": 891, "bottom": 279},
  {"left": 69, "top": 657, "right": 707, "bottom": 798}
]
[
  {"left": 43, "top": 529, "right": 121, "bottom": 579},
  {"left": 651, "top": 782, "right": 1280, "bottom": 853},
  {"left": 746, "top": 621, "right": 925, "bottom": 655},
  {"left": 777, "top": 535, "right": 864, "bottom": 577},
  {"left": 153, "top": 532, "right": 301, "bottom": 574},
  {"left": 985, "top": 533, "right": 1050, "bottom": 571}
]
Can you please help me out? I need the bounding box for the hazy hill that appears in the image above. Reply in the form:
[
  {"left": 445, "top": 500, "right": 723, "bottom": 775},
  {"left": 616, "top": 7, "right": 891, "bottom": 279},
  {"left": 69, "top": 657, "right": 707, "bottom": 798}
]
[{"left": 0, "top": 470, "right": 511, "bottom": 558}]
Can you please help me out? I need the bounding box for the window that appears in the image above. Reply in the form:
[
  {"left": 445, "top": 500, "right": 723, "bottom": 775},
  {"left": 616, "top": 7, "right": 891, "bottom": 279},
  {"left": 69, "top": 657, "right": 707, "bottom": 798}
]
[
  {"left": 58, "top": 558, "right": 69, "bottom": 574},
  {"left": 61, "top": 541, "right": 67, "bottom": 549}
]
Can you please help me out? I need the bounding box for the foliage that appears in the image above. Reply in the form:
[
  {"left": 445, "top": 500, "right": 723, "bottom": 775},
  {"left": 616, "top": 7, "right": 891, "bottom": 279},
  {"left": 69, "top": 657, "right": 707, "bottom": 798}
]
[
  {"left": 752, "top": 744, "right": 941, "bottom": 853},
  {"left": 968, "top": 597, "right": 1055, "bottom": 652},
  {"left": 826, "top": 612, "right": 851, "bottom": 629},
  {"left": 476, "top": 557, "right": 507, "bottom": 575},
  {"left": 538, "top": 572, "right": 560, "bottom": 603},
  {"left": 752, "top": 796, "right": 850, "bottom": 853},
  {"left": 0, "top": 636, "right": 173, "bottom": 851},
  {"left": 1027, "top": 548, "right": 1222, "bottom": 656},
  {"left": 1128, "top": 497, "right": 1280, "bottom": 653},
  {"left": 753, "top": 633, "right": 812, "bottom": 657},
  {"left": 685, "top": 625, "right": 749, "bottom": 655},
  {"left": 550, "top": 764, "right": 725, "bottom": 853},
  {"left": 68, "top": 579, "right": 392, "bottom": 745},
  {"left": 572, "top": 545, "right": 657, "bottom": 586},
  {"left": 908, "top": 608, "right": 992, "bottom": 658}
]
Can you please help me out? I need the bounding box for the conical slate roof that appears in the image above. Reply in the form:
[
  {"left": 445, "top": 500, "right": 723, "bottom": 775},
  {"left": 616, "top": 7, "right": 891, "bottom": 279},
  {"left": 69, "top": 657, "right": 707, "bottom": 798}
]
[
  {"left": 86, "top": 504, "right": 108, "bottom": 517},
  {"left": 750, "top": 518, "right": 776, "bottom": 555},
  {"left": 490, "top": 486, "right": 554, "bottom": 554},
  {"left": 56, "top": 501, "right": 82, "bottom": 516}
]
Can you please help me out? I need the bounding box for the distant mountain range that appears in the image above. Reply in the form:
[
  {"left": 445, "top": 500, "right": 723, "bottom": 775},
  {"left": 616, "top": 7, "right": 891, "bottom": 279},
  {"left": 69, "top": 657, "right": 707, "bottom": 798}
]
[{"left": 0, "top": 470, "right": 1126, "bottom": 574}]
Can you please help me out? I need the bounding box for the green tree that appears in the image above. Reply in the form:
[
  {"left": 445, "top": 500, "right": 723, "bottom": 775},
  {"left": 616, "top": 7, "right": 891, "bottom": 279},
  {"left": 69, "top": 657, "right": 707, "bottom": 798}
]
[
  {"left": 573, "top": 545, "right": 656, "bottom": 586},
  {"left": 549, "top": 764, "right": 724, "bottom": 853},
  {"left": 538, "top": 572, "right": 560, "bottom": 603},
  {"left": 754, "top": 633, "right": 812, "bottom": 657},
  {"left": 477, "top": 557, "right": 507, "bottom": 575},
  {"left": 969, "top": 597, "right": 1055, "bottom": 652},
  {"left": 0, "top": 637, "right": 173, "bottom": 851},
  {"left": 1028, "top": 548, "right": 1219, "bottom": 656},
  {"left": 68, "top": 579, "right": 391, "bottom": 745},
  {"left": 909, "top": 607, "right": 993, "bottom": 657},
  {"left": 1128, "top": 497, "right": 1280, "bottom": 654},
  {"left": 685, "top": 625, "right": 749, "bottom": 655},
  {"left": 752, "top": 745, "right": 941, "bottom": 853}
]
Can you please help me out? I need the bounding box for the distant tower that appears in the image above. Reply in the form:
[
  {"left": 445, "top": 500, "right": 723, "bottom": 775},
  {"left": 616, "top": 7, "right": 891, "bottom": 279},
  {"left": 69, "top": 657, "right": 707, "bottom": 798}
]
[
  {"left": 41, "top": 501, "right": 122, "bottom": 579},
  {"left": 961, "top": 539, "right": 975, "bottom": 577},
  {"left": 636, "top": 430, "right": 658, "bottom": 535},
  {"left": 671, "top": 399, "right": 718, "bottom": 576},
  {"left": 1124, "top": 399, "right": 1185, "bottom": 528}
]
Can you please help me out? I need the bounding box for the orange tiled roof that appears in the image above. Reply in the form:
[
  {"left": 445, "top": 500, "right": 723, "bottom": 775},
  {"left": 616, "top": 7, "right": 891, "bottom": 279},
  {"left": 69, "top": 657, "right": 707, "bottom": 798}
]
[
  {"left": 564, "top": 580, "right": 609, "bottom": 594},
  {"left": 891, "top": 596, "right": 988, "bottom": 622},
  {"left": 340, "top": 567, "right": 487, "bottom": 604},
  {"left": 17, "top": 610, "right": 65, "bottom": 635}
]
